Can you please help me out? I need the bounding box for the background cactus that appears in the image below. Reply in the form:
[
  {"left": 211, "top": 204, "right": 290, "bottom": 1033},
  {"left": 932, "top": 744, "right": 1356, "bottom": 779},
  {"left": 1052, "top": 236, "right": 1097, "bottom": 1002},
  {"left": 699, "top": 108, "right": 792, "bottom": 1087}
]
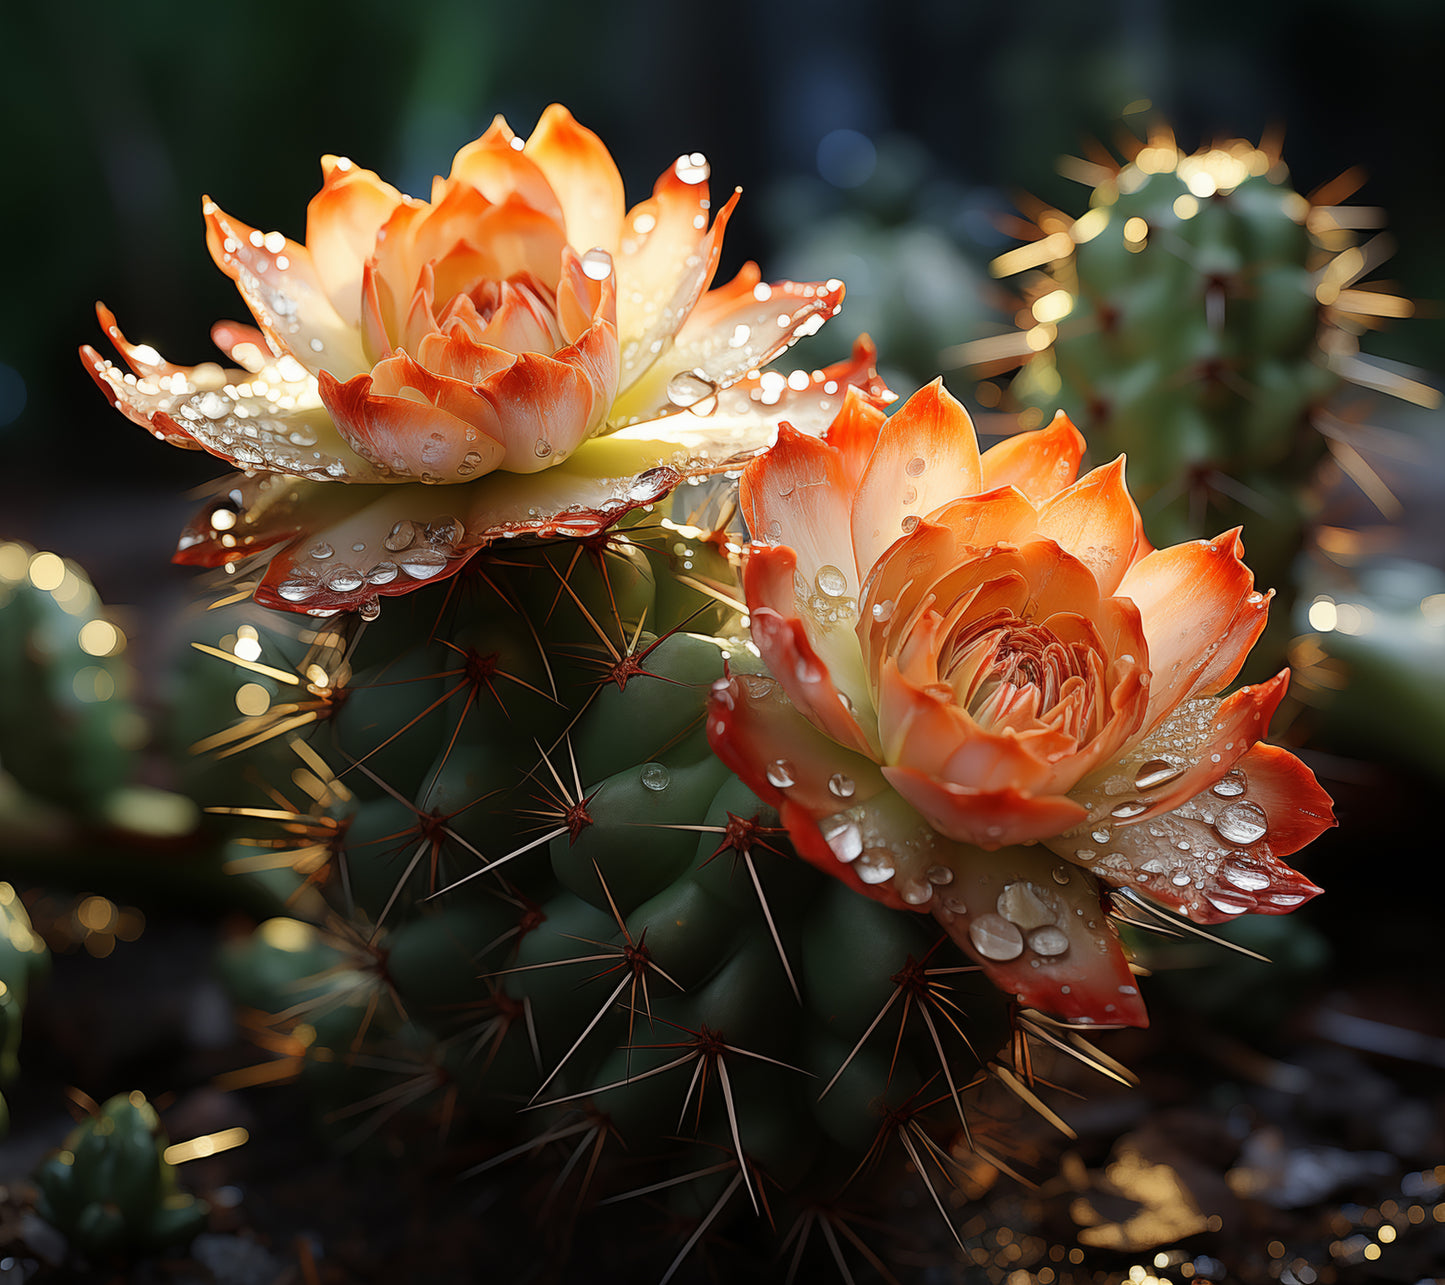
[
  {"left": 1, "top": 883, "right": 49, "bottom": 1135},
  {"left": 32, "top": 1091, "right": 209, "bottom": 1257},
  {"left": 202, "top": 508, "right": 1134, "bottom": 1276},
  {"left": 961, "top": 128, "right": 1432, "bottom": 660}
]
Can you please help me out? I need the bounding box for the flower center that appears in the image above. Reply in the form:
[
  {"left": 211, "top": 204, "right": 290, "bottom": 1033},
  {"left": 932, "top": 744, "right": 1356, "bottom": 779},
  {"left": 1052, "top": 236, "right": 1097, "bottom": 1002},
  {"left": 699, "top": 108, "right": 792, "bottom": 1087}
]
[{"left": 943, "top": 608, "right": 1099, "bottom": 738}]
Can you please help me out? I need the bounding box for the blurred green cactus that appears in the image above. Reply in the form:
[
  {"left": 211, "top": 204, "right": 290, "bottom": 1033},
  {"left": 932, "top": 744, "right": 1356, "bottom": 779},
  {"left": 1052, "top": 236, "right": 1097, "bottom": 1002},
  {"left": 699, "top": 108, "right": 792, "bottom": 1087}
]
[
  {"left": 33, "top": 1091, "right": 209, "bottom": 1256},
  {"left": 1, "top": 883, "right": 49, "bottom": 1135},
  {"left": 972, "top": 130, "right": 1419, "bottom": 653}
]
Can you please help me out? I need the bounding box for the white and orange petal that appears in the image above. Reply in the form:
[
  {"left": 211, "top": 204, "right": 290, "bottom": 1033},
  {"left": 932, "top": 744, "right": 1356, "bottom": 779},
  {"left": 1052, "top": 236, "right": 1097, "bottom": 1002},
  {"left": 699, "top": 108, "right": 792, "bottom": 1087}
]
[
  {"left": 1116, "top": 529, "right": 1267, "bottom": 731},
  {"left": 931, "top": 847, "right": 1148, "bottom": 1026},
  {"left": 881, "top": 762, "right": 1088, "bottom": 850},
  {"left": 977, "top": 410, "right": 1086, "bottom": 503},
  {"left": 304, "top": 155, "right": 404, "bottom": 329},
  {"left": 850, "top": 380, "right": 983, "bottom": 578},
  {"left": 613, "top": 273, "right": 846, "bottom": 427},
  {"left": 523, "top": 104, "right": 626, "bottom": 260},
  {"left": 83, "top": 310, "right": 389, "bottom": 482},
  {"left": 448, "top": 116, "right": 565, "bottom": 222},
  {"left": 614, "top": 169, "right": 737, "bottom": 394},
  {"left": 1033, "top": 456, "right": 1146, "bottom": 596},
  {"left": 203, "top": 199, "right": 371, "bottom": 381}
]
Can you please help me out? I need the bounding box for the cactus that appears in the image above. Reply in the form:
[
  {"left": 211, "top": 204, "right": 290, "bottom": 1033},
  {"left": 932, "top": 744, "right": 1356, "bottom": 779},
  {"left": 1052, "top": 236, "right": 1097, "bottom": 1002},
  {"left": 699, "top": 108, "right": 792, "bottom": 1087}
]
[
  {"left": 969, "top": 128, "right": 1423, "bottom": 654},
  {"left": 1, "top": 883, "right": 49, "bottom": 1135},
  {"left": 33, "top": 1091, "right": 209, "bottom": 1257},
  {"left": 201, "top": 508, "right": 1124, "bottom": 1276}
]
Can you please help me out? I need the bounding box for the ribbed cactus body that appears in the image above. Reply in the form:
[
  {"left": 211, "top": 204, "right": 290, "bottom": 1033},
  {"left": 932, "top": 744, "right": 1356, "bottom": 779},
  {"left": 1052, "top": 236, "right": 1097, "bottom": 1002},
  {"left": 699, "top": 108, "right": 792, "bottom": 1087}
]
[
  {"left": 999, "top": 138, "right": 1372, "bottom": 625},
  {"left": 213, "top": 519, "right": 1006, "bottom": 1258}
]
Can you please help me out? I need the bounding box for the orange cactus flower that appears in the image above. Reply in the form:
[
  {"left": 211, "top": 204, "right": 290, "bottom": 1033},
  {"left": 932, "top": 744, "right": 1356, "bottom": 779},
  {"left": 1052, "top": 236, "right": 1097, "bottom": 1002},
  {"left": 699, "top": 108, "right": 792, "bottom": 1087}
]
[
  {"left": 707, "top": 382, "right": 1333, "bottom": 1026},
  {"left": 82, "top": 106, "right": 883, "bottom": 615}
]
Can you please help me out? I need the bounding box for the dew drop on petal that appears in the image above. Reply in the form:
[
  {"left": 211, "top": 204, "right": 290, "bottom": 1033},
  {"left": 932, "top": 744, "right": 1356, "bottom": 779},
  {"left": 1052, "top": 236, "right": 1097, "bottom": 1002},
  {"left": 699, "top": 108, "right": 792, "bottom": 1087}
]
[
  {"left": 822, "top": 818, "right": 863, "bottom": 863},
  {"left": 927, "top": 865, "right": 954, "bottom": 885},
  {"left": 399, "top": 548, "right": 449, "bottom": 579},
  {"left": 666, "top": 369, "right": 719, "bottom": 409},
  {"left": 1029, "top": 926, "right": 1070, "bottom": 957},
  {"left": 1110, "top": 800, "right": 1148, "bottom": 819},
  {"left": 1211, "top": 770, "right": 1247, "bottom": 798},
  {"left": 1051, "top": 865, "right": 1072, "bottom": 886},
  {"left": 365, "top": 561, "right": 399, "bottom": 585},
  {"left": 1134, "top": 757, "right": 1185, "bottom": 791},
  {"left": 323, "top": 566, "right": 364, "bottom": 593},
  {"left": 1221, "top": 858, "right": 1272, "bottom": 891},
  {"left": 534, "top": 438, "right": 554, "bottom": 459},
  {"left": 384, "top": 520, "right": 417, "bottom": 552},
  {"left": 827, "top": 772, "right": 855, "bottom": 799},
  {"left": 766, "top": 759, "right": 795, "bottom": 788},
  {"left": 969, "top": 914, "right": 1024, "bottom": 961},
  {"left": 640, "top": 762, "right": 670, "bottom": 791},
  {"left": 899, "top": 880, "right": 932, "bottom": 904},
  {"left": 856, "top": 849, "right": 896, "bottom": 884},
  {"left": 674, "top": 152, "right": 710, "bottom": 184},
  {"left": 1214, "top": 801, "right": 1267, "bottom": 845},
  {"left": 905, "top": 456, "right": 927, "bottom": 477},
  {"left": 358, "top": 596, "right": 381, "bottom": 621},
  {"left": 277, "top": 577, "right": 318, "bottom": 602},
  {"left": 1092, "top": 829, "right": 1112, "bottom": 844},
  {"left": 998, "top": 881, "right": 1057, "bottom": 930},
  {"left": 309, "top": 541, "right": 334, "bottom": 561},
  {"left": 871, "top": 598, "right": 895, "bottom": 623},
  {"left": 580, "top": 247, "right": 613, "bottom": 280},
  {"left": 901, "top": 515, "right": 919, "bottom": 534},
  {"left": 1205, "top": 890, "right": 1256, "bottom": 916},
  {"left": 815, "top": 564, "right": 848, "bottom": 598}
]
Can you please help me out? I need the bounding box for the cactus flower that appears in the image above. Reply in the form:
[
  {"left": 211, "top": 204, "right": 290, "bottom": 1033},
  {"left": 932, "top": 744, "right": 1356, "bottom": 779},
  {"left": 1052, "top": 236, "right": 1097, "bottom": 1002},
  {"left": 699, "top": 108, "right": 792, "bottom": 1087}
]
[
  {"left": 83, "top": 106, "right": 881, "bottom": 614},
  {"left": 707, "top": 383, "right": 1333, "bottom": 1025}
]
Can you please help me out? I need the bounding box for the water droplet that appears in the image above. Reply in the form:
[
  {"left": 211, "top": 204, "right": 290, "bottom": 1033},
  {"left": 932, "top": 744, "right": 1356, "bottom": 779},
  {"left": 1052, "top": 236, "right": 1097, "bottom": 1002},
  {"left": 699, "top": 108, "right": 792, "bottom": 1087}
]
[
  {"left": 822, "top": 818, "right": 862, "bottom": 863},
  {"left": 1205, "top": 890, "right": 1256, "bottom": 916},
  {"left": 1051, "top": 866, "right": 1072, "bottom": 886},
  {"left": 666, "top": 368, "right": 719, "bottom": 409},
  {"left": 899, "top": 880, "right": 932, "bottom": 904},
  {"left": 997, "top": 881, "right": 1057, "bottom": 930},
  {"left": 427, "top": 516, "right": 463, "bottom": 546},
  {"left": 1265, "top": 891, "right": 1307, "bottom": 907},
  {"left": 674, "top": 152, "right": 710, "bottom": 184},
  {"left": 1134, "top": 757, "right": 1185, "bottom": 791},
  {"left": 580, "top": 247, "right": 613, "bottom": 280},
  {"left": 640, "top": 762, "right": 670, "bottom": 791},
  {"left": 795, "top": 658, "right": 824, "bottom": 684},
  {"left": 1110, "top": 800, "right": 1148, "bottom": 819},
  {"left": 399, "top": 548, "right": 449, "bottom": 579},
  {"left": 358, "top": 596, "right": 381, "bottom": 621},
  {"left": 534, "top": 437, "right": 554, "bottom": 459},
  {"left": 1029, "top": 926, "right": 1070, "bottom": 958},
  {"left": 384, "top": 520, "right": 417, "bottom": 552},
  {"left": 1214, "top": 801, "right": 1267, "bottom": 845},
  {"left": 927, "top": 865, "right": 954, "bottom": 885},
  {"left": 277, "top": 576, "right": 318, "bottom": 602},
  {"left": 323, "top": 566, "right": 364, "bottom": 593},
  {"left": 1171, "top": 871, "right": 1193, "bottom": 887},
  {"left": 815, "top": 564, "right": 848, "bottom": 598},
  {"left": 827, "top": 772, "right": 855, "bottom": 799},
  {"left": 905, "top": 456, "right": 926, "bottom": 477},
  {"left": 938, "top": 892, "right": 968, "bottom": 915},
  {"left": 1211, "top": 770, "right": 1246, "bottom": 798},
  {"left": 627, "top": 467, "right": 672, "bottom": 502},
  {"left": 969, "top": 914, "right": 1024, "bottom": 961},
  {"left": 1221, "top": 858, "right": 1271, "bottom": 891},
  {"left": 856, "top": 849, "right": 896, "bottom": 884},
  {"left": 309, "top": 541, "right": 334, "bottom": 560},
  {"left": 1092, "top": 829, "right": 1112, "bottom": 844},
  {"left": 365, "top": 561, "right": 398, "bottom": 585},
  {"left": 870, "top": 598, "right": 895, "bottom": 623},
  {"left": 901, "top": 515, "right": 919, "bottom": 534},
  {"left": 766, "top": 759, "right": 795, "bottom": 788},
  {"left": 198, "top": 391, "right": 230, "bottom": 419}
]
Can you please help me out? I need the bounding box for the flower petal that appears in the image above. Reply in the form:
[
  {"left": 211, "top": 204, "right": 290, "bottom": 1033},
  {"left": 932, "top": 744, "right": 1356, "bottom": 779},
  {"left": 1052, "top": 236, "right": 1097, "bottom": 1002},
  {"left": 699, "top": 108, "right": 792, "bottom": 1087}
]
[
  {"left": 174, "top": 473, "right": 310, "bottom": 567},
  {"left": 1116, "top": 530, "right": 1269, "bottom": 731},
  {"left": 741, "top": 544, "right": 876, "bottom": 756},
  {"left": 977, "top": 410, "right": 1086, "bottom": 502},
  {"left": 850, "top": 380, "right": 984, "bottom": 579},
  {"left": 523, "top": 103, "right": 625, "bottom": 258},
  {"left": 203, "top": 198, "right": 370, "bottom": 380},
  {"left": 932, "top": 850, "right": 1147, "bottom": 1026},
  {"left": 614, "top": 164, "right": 738, "bottom": 394},
  {"left": 1044, "top": 728, "right": 1326, "bottom": 925},
  {"left": 304, "top": 155, "right": 404, "bottom": 329},
  {"left": 447, "top": 115, "right": 565, "bottom": 220},
  {"left": 1034, "top": 457, "right": 1145, "bottom": 596},
  {"left": 881, "top": 762, "right": 1087, "bottom": 849},
  {"left": 83, "top": 308, "right": 388, "bottom": 481},
  {"left": 611, "top": 272, "right": 845, "bottom": 425}
]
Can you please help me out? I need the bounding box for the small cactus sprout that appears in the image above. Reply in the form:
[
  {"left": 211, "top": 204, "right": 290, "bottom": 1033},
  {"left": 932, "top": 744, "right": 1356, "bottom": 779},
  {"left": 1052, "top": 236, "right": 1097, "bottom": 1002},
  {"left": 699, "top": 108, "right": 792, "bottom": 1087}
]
[
  {"left": 33, "top": 1092, "right": 209, "bottom": 1256},
  {"left": 958, "top": 125, "right": 1433, "bottom": 647}
]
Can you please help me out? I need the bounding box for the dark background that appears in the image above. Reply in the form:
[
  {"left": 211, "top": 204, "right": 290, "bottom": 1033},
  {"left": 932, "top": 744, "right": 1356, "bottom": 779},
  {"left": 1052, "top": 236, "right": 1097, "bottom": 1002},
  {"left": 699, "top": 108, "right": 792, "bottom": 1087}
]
[{"left": 2, "top": 0, "right": 1441, "bottom": 608}]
